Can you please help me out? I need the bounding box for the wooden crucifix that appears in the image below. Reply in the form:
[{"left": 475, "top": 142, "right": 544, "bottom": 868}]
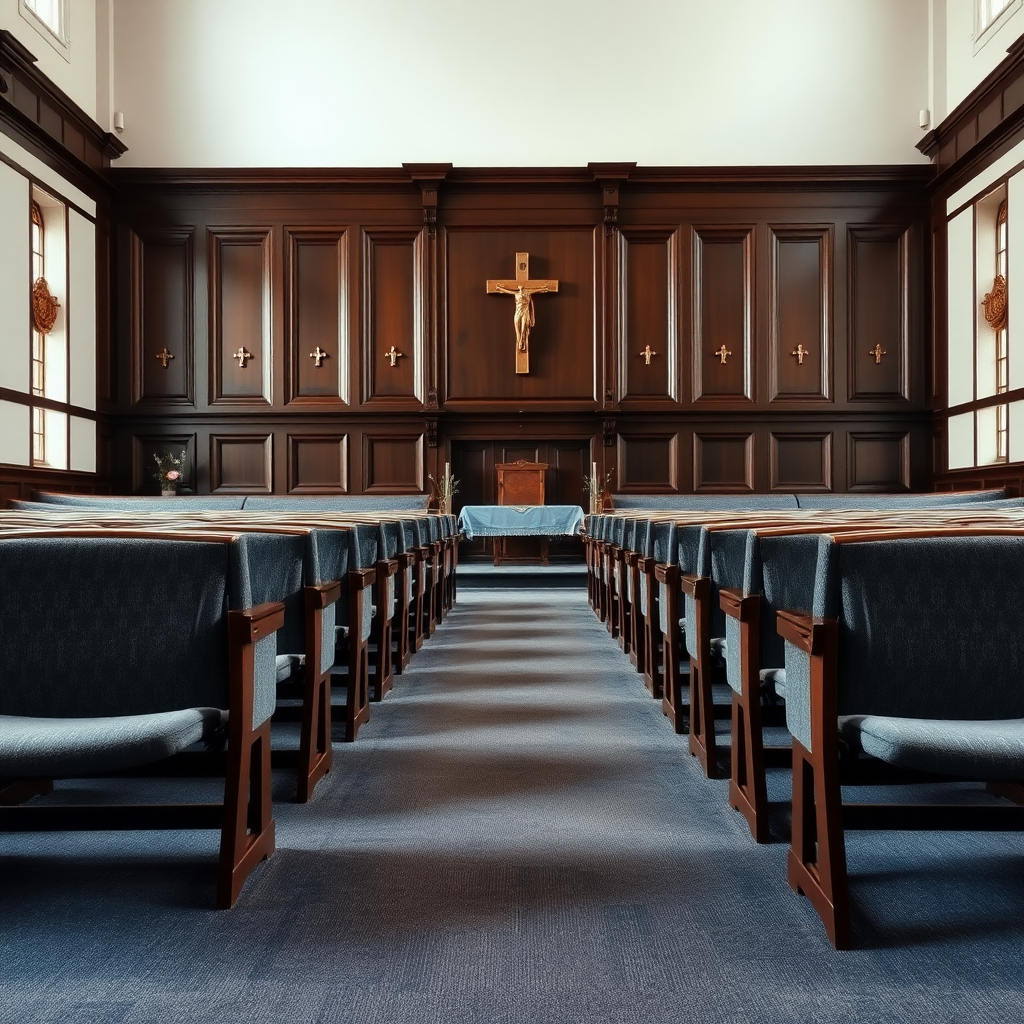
[{"left": 486, "top": 252, "right": 559, "bottom": 375}]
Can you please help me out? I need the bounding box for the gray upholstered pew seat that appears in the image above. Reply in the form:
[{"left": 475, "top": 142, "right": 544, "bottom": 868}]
[
  {"left": 0, "top": 531, "right": 286, "bottom": 908},
  {"left": 778, "top": 529, "right": 1024, "bottom": 949}
]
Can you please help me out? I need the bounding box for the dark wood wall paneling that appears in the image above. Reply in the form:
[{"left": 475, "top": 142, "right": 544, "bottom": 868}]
[{"left": 106, "top": 164, "right": 933, "bottom": 513}]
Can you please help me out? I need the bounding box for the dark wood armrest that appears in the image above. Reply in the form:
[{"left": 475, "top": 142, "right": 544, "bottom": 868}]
[
  {"left": 679, "top": 573, "right": 707, "bottom": 598},
  {"left": 776, "top": 609, "right": 828, "bottom": 653},
  {"left": 376, "top": 558, "right": 399, "bottom": 578},
  {"left": 350, "top": 567, "right": 377, "bottom": 589},
  {"left": 626, "top": 551, "right": 639, "bottom": 567},
  {"left": 637, "top": 556, "right": 655, "bottom": 573},
  {"left": 414, "top": 545, "right": 431, "bottom": 561},
  {"left": 719, "top": 587, "right": 743, "bottom": 618},
  {"left": 229, "top": 601, "right": 286, "bottom": 643},
  {"left": 399, "top": 551, "right": 417, "bottom": 568},
  {"left": 306, "top": 580, "right": 342, "bottom": 609},
  {"left": 654, "top": 562, "right": 678, "bottom": 584}
]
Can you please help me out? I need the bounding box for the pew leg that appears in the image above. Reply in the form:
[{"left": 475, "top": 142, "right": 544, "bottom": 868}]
[
  {"left": 688, "top": 656, "right": 719, "bottom": 779},
  {"left": 296, "top": 666, "right": 332, "bottom": 803},
  {"left": 787, "top": 739, "right": 851, "bottom": 949},
  {"left": 217, "top": 720, "right": 275, "bottom": 909},
  {"left": 371, "top": 615, "right": 393, "bottom": 702},
  {"left": 728, "top": 690, "right": 769, "bottom": 843},
  {"left": 644, "top": 618, "right": 663, "bottom": 699},
  {"left": 345, "top": 641, "right": 371, "bottom": 742},
  {"left": 661, "top": 630, "right": 687, "bottom": 735}
]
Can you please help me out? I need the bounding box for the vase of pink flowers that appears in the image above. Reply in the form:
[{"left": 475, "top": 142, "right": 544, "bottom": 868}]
[{"left": 154, "top": 449, "right": 186, "bottom": 496}]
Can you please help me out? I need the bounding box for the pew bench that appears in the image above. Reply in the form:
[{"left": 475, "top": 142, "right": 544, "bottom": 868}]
[{"left": 0, "top": 531, "right": 286, "bottom": 908}]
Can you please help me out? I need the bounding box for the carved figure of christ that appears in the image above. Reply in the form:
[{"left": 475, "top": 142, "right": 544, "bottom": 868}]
[{"left": 486, "top": 252, "right": 559, "bottom": 374}]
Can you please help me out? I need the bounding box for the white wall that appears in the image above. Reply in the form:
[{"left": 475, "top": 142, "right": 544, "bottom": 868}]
[
  {"left": 944, "top": 0, "right": 1024, "bottom": 118},
  {"left": 110, "top": 0, "right": 931, "bottom": 168},
  {"left": 0, "top": 0, "right": 97, "bottom": 121}
]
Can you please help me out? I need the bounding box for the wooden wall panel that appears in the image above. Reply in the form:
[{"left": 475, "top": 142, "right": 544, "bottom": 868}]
[
  {"left": 210, "top": 433, "right": 273, "bottom": 492},
  {"left": 209, "top": 229, "right": 272, "bottom": 405},
  {"left": 617, "top": 228, "right": 678, "bottom": 402},
  {"left": 287, "top": 434, "right": 348, "bottom": 493},
  {"left": 131, "top": 432, "right": 197, "bottom": 493},
  {"left": 445, "top": 228, "right": 596, "bottom": 403},
  {"left": 770, "top": 431, "right": 832, "bottom": 492},
  {"left": 769, "top": 225, "right": 832, "bottom": 402},
  {"left": 363, "top": 433, "right": 425, "bottom": 493},
  {"left": 364, "top": 228, "right": 424, "bottom": 405},
  {"left": 692, "top": 225, "right": 753, "bottom": 402},
  {"left": 848, "top": 225, "right": 910, "bottom": 401},
  {"left": 285, "top": 229, "right": 348, "bottom": 405},
  {"left": 693, "top": 431, "right": 754, "bottom": 491},
  {"left": 616, "top": 433, "right": 677, "bottom": 491},
  {"left": 847, "top": 431, "right": 911, "bottom": 491},
  {"left": 130, "top": 229, "right": 193, "bottom": 406}
]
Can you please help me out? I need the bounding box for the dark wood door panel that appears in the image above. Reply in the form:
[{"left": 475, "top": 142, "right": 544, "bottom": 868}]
[
  {"left": 769, "top": 225, "right": 833, "bottom": 403},
  {"left": 210, "top": 433, "right": 273, "bottom": 492},
  {"left": 617, "top": 228, "right": 678, "bottom": 402},
  {"left": 847, "top": 431, "right": 911, "bottom": 491},
  {"left": 770, "top": 431, "right": 833, "bottom": 492},
  {"left": 693, "top": 431, "right": 754, "bottom": 492},
  {"left": 364, "top": 228, "right": 425, "bottom": 405},
  {"left": 616, "top": 433, "right": 678, "bottom": 491},
  {"left": 287, "top": 434, "right": 349, "bottom": 493},
  {"left": 445, "top": 228, "right": 597, "bottom": 401},
  {"left": 363, "top": 433, "right": 425, "bottom": 493},
  {"left": 848, "top": 225, "right": 910, "bottom": 401},
  {"left": 692, "top": 225, "right": 753, "bottom": 402},
  {"left": 131, "top": 432, "right": 197, "bottom": 494},
  {"left": 285, "top": 228, "right": 349, "bottom": 405},
  {"left": 130, "top": 229, "right": 194, "bottom": 406},
  {"left": 209, "top": 229, "right": 272, "bottom": 405}
]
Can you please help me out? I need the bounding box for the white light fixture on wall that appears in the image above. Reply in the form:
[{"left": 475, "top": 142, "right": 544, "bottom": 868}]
[
  {"left": 919, "top": 109, "right": 931, "bottom": 130},
  {"left": 113, "top": 111, "right": 124, "bottom": 134}
]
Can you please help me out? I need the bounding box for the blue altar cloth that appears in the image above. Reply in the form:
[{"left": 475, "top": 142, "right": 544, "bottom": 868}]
[{"left": 458, "top": 505, "right": 585, "bottom": 541}]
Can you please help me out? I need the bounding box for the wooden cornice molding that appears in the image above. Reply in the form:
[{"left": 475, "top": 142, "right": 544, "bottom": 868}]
[
  {"left": 109, "top": 163, "right": 932, "bottom": 195},
  {"left": 0, "top": 29, "right": 125, "bottom": 197},
  {"left": 403, "top": 163, "right": 452, "bottom": 228},
  {"left": 917, "top": 29, "right": 1024, "bottom": 184}
]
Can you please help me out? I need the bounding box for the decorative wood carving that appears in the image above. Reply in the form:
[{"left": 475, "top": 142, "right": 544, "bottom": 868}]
[{"left": 31, "top": 278, "right": 59, "bottom": 334}]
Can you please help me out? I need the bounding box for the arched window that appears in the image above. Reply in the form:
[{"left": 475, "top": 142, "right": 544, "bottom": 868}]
[{"left": 995, "top": 200, "right": 1009, "bottom": 461}]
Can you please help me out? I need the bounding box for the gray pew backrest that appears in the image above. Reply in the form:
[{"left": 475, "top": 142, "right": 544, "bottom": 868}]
[
  {"left": 784, "top": 534, "right": 1024, "bottom": 754},
  {"left": 0, "top": 535, "right": 270, "bottom": 720},
  {"left": 31, "top": 491, "right": 247, "bottom": 510},
  {"left": 612, "top": 494, "right": 800, "bottom": 511},
  {"left": 243, "top": 495, "right": 428, "bottom": 512},
  {"left": 794, "top": 488, "right": 1006, "bottom": 510}
]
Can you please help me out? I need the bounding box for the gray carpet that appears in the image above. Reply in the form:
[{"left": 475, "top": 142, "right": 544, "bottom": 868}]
[{"left": 3, "top": 589, "right": 1024, "bottom": 1022}]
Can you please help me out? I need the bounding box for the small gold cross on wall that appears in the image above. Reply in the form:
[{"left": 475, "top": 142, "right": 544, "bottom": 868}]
[
  {"left": 640, "top": 345, "right": 656, "bottom": 365},
  {"left": 791, "top": 344, "right": 809, "bottom": 365},
  {"left": 234, "top": 347, "right": 252, "bottom": 368},
  {"left": 155, "top": 348, "right": 174, "bottom": 369},
  {"left": 385, "top": 346, "right": 404, "bottom": 368},
  {"left": 715, "top": 345, "right": 731, "bottom": 365},
  {"left": 309, "top": 346, "right": 328, "bottom": 367},
  {"left": 869, "top": 343, "right": 886, "bottom": 364}
]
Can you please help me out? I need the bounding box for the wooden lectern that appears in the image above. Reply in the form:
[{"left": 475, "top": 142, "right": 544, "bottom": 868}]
[{"left": 495, "top": 460, "right": 548, "bottom": 565}]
